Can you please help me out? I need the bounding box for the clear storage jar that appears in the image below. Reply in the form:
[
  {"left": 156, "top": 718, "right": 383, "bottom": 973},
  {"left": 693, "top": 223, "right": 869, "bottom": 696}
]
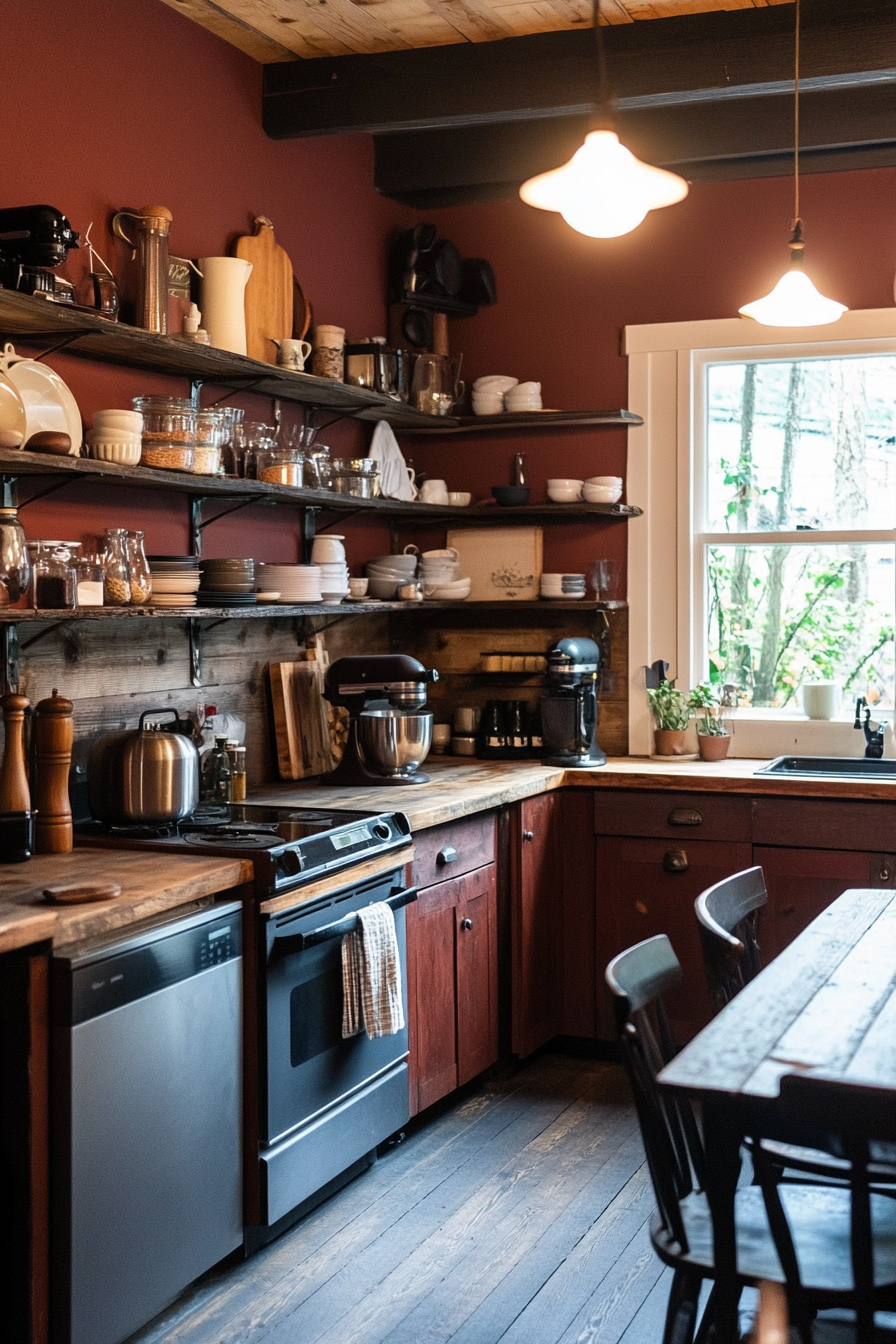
[
  {"left": 133, "top": 395, "right": 196, "bottom": 471},
  {"left": 126, "top": 530, "right": 152, "bottom": 604},
  {"left": 34, "top": 541, "right": 78, "bottom": 610},
  {"left": 192, "top": 409, "right": 228, "bottom": 475},
  {"left": 257, "top": 448, "right": 304, "bottom": 488},
  {"left": 102, "top": 528, "right": 131, "bottom": 605}
]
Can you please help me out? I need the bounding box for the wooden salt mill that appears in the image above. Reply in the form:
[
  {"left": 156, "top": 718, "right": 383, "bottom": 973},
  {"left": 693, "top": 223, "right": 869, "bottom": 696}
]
[
  {"left": 0, "top": 692, "right": 31, "bottom": 814},
  {"left": 34, "top": 687, "right": 74, "bottom": 854}
]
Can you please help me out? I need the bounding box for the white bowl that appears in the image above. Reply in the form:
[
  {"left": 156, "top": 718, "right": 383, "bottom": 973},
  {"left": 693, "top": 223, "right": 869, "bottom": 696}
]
[
  {"left": 473, "top": 376, "right": 518, "bottom": 393},
  {"left": 347, "top": 578, "right": 369, "bottom": 597},
  {"left": 583, "top": 484, "right": 623, "bottom": 503},
  {"left": 515, "top": 381, "right": 541, "bottom": 394},
  {"left": 428, "top": 577, "right": 472, "bottom": 600},
  {"left": 472, "top": 400, "right": 505, "bottom": 416},
  {"left": 87, "top": 440, "right": 143, "bottom": 464},
  {"left": 448, "top": 492, "right": 471, "bottom": 507},
  {"left": 255, "top": 591, "right": 282, "bottom": 602},
  {"left": 93, "top": 409, "right": 143, "bottom": 432},
  {"left": 585, "top": 475, "right": 623, "bottom": 486},
  {"left": 547, "top": 488, "right": 582, "bottom": 503}
]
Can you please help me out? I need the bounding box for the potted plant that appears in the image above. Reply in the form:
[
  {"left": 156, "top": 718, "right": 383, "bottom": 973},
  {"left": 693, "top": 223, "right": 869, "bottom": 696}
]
[
  {"left": 688, "top": 682, "right": 731, "bottom": 761},
  {"left": 647, "top": 681, "right": 691, "bottom": 755}
]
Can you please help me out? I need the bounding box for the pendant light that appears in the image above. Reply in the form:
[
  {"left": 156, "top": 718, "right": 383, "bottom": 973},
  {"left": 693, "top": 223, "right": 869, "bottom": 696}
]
[
  {"left": 739, "top": 0, "right": 846, "bottom": 326},
  {"left": 519, "top": 0, "right": 688, "bottom": 239}
]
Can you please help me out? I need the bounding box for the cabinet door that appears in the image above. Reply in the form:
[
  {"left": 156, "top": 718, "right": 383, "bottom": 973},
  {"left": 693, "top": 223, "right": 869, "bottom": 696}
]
[
  {"left": 512, "top": 792, "right": 563, "bottom": 1058},
  {"left": 407, "top": 885, "right": 458, "bottom": 1114},
  {"left": 755, "top": 845, "right": 896, "bottom": 959},
  {"left": 455, "top": 865, "right": 498, "bottom": 1087},
  {"left": 596, "top": 835, "right": 753, "bottom": 1042}
]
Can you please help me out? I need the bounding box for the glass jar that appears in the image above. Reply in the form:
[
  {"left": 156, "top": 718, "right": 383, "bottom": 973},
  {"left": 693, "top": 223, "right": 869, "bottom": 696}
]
[
  {"left": 102, "top": 528, "right": 131, "bottom": 605},
  {"left": 226, "top": 742, "right": 246, "bottom": 802},
  {"left": 192, "top": 409, "right": 228, "bottom": 475},
  {"left": 34, "top": 541, "right": 78, "bottom": 610},
  {"left": 77, "top": 553, "right": 104, "bottom": 606},
  {"left": 238, "top": 422, "right": 278, "bottom": 480},
  {"left": 126, "top": 531, "right": 152, "bottom": 604},
  {"left": 202, "top": 735, "right": 232, "bottom": 804},
  {"left": 0, "top": 506, "right": 32, "bottom": 607},
  {"left": 219, "top": 406, "right": 245, "bottom": 477},
  {"left": 256, "top": 448, "right": 303, "bottom": 488},
  {"left": 132, "top": 395, "right": 196, "bottom": 471}
]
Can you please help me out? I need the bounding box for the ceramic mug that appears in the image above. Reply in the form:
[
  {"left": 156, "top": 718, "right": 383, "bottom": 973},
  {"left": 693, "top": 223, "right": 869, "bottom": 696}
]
[
  {"left": 802, "top": 682, "right": 840, "bottom": 720},
  {"left": 419, "top": 479, "right": 449, "bottom": 505},
  {"left": 272, "top": 338, "right": 312, "bottom": 371}
]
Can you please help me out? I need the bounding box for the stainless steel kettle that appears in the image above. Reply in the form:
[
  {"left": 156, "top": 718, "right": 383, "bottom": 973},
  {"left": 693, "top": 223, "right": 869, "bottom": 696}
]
[{"left": 88, "top": 709, "right": 199, "bottom": 824}]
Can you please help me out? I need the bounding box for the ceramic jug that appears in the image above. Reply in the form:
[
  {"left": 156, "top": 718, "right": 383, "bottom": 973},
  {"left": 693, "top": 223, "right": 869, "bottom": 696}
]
[{"left": 198, "top": 257, "right": 253, "bottom": 355}]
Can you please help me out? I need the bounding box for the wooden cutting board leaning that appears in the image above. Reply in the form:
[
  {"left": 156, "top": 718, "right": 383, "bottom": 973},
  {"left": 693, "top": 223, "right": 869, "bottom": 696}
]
[{"left": 232, "top": 216, "right": 293, "bottom": 364}]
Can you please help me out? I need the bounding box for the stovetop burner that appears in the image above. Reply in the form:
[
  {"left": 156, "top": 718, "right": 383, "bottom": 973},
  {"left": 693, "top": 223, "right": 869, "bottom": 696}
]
[{"left": 182, "top": 826, "right": 283, "bottom": 850}]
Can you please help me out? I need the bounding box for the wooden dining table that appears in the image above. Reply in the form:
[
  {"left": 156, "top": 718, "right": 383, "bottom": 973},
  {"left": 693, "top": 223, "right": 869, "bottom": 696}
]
[{"left": 658, "top": 885, "right": 896, "bottom": 1341}]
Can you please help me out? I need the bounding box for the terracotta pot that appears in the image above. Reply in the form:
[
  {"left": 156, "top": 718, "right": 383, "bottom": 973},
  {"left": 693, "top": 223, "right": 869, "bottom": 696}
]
[
  {"left": 654, "top": 728, "right": 689, "bottom": 756},
  {"left": 697, "top": 732, "right": 730, "bottom": 762}
]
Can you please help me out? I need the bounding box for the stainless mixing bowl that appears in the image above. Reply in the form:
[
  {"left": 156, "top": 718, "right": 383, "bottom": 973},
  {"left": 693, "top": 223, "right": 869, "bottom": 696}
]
[{"left": 357, "top": 709, "right": 433, "bottom": 777}]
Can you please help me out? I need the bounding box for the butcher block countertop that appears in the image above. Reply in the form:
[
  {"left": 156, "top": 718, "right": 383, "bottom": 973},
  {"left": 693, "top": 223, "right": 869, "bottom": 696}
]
[
  {"left": 250, "top": 754, "right": 896, "bottom": 831},
  {"left": 0, "top": 850, "right": 252, "bottom": 955}
]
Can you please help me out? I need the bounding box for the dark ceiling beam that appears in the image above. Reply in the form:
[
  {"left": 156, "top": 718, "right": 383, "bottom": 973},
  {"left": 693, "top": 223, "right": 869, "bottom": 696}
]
[{"left": 263, "top": 0, "right": 896, "bottom": 139}]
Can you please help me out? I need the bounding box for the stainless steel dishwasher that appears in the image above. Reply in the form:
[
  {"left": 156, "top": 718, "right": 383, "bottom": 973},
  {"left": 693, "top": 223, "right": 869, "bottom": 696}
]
[{"left": 51, "top": 902, "right": 243, "bottom": 1344}]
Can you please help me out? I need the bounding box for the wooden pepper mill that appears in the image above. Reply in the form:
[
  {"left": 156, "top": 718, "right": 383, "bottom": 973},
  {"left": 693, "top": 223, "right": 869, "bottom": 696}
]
[
  {"left": 34, "top": 688, "right": 74, "bottom": 854},
  {"left": 0, "top": 692, "right": 33, "bottom": 862}
]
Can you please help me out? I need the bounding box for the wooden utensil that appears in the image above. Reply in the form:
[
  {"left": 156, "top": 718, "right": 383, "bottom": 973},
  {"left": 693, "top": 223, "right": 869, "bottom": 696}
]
[
  {"left": 293, "top": 278, "right": 312, "bottom": 341},
  {"left": 0, "top": 692, "right": 30, "bottom": 813},
  {"left": 42, "top": 882, "right": 121, "bottom": 905},
  {"left": 269, "top": 648, "right": 335, "bottom": 779},
  {"left": 232, "top": 215, "right": 293, "bottom": 364},
  {"left": 33, "top": 687, "right": 74, "bottom": 853}
]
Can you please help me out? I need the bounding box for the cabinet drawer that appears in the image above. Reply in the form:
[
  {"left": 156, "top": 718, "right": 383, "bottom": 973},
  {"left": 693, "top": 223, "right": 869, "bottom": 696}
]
[
  {"left": 413, "top": 812, "right": 496, "bottom": 889},
  {"left": 752, "top": 798, "right": 896, "bottom": 851},
  {"left": 594, "top": 791, "right": 752, "bottom": 842}
]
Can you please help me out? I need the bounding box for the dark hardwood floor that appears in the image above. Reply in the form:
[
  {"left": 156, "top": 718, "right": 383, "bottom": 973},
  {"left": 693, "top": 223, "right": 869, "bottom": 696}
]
[{"left": 132, "top": 1054, "right": 675, "bottom": 1344}]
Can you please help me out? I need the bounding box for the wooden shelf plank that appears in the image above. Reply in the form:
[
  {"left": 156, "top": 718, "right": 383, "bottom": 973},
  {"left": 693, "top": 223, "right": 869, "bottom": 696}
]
[{"left": 0, "top": 599, "right": 622, "bottom": 623}]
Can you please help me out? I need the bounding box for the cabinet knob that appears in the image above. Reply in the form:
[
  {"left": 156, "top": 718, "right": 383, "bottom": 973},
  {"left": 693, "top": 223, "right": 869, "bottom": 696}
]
[
  {"left": 461, "top": 917, "right": 473, "bottom": 931},
  {"left": 522, "top": 830, "right": 534, "bottom": 842},
  {"left": 635, "top": 900, "right": 649, "bottom": 916},
  {"left": 662, "top": 849, "right": 689, "bottom": 874},
  {"left": 436, "top": 844, "right": 457, "bottom": 866}
]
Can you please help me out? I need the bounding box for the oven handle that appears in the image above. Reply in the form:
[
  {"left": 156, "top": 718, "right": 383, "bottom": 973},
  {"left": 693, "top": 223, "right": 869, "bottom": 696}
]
[{"left": 273, "top": 886, "right": 418, "bottom": 951}]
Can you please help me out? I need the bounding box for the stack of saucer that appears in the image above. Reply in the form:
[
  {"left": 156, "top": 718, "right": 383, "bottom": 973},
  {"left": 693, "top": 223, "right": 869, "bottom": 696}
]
[
  {"left": 541, "top": 572, "right": 586, "bottom": 600},
  {"left": 147, "top": 555, "right": 200, "bottom": 607},
  {"left": 197, "top": 557, "right": 256, "bottom": 606},
  {"left": 317, "top": 561, "right": 349, "bottom": 603},
  {"left": 256, "top": 563, "right": 322, "bottom": 604}
]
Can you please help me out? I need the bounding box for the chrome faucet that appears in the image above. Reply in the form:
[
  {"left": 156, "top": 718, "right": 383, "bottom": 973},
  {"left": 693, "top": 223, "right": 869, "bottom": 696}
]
[{"left": 854, "top": 697, "right": 886, "bottom": 758}]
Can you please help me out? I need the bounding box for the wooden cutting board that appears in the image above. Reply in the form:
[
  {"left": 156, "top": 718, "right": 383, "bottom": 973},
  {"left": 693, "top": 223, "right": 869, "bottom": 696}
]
[
  {"left": 232, "top": 216, "right": 293, "bottom": 364},
  {"left": 269, "top": 658, "right": 338, "bottom": 779}
]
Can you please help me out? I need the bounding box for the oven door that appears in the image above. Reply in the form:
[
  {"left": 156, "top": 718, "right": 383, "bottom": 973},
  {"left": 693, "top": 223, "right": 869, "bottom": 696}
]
[{"left": 262, "top": 868, "right": 413, "bottom": 1146}]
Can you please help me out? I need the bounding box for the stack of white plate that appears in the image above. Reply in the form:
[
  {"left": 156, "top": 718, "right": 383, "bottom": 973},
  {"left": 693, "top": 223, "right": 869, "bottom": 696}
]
[
  {"left": 317, "top": 560, "right": 350, "bottom": 603},
  {"left": 147, "top": 555, "right": 200, "bottom": 607},
  {"left": 541, "top": 572, "right": 586, "bottom": 600},
  {"left": 256, "top": 563, "right": 322, "bottom": 604}
]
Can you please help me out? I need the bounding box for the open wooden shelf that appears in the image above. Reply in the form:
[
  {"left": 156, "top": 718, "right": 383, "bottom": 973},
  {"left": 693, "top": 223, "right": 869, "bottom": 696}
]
[{"left": 2, "top": 598, "right": 621, "bottom": 623}]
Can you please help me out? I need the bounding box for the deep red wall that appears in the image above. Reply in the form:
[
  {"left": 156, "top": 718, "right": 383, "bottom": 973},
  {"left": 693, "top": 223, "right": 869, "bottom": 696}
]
[
  {"left": 406, "top": 166, "right": 896, "bottom": 578},
  {"left": 0, "top": 0, "right": 410, "bottom": 565}
]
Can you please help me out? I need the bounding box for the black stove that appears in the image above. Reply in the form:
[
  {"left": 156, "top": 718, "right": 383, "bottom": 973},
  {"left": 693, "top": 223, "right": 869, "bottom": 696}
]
[{"left": 78, "top": 803, "right": 412, "bottom": 896}]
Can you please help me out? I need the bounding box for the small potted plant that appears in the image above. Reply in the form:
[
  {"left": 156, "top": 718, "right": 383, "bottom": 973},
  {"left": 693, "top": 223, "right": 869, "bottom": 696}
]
[
  {"left": 688, "top": 682, "right": 731, "bottom": 761},
  {"left": 647, "top": 681, "right": 691, "bottom": 756}
]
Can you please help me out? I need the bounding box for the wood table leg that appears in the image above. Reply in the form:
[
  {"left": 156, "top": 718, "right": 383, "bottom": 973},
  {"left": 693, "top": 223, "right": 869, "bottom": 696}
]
[{"left": 702, "top": 1097, "right": 743, "bottom": 1344}]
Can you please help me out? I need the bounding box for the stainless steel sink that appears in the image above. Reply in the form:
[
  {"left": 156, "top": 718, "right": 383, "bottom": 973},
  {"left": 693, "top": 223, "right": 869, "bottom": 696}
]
[{"left": 757, "top": 755, "right": 896, "bottom": 779}]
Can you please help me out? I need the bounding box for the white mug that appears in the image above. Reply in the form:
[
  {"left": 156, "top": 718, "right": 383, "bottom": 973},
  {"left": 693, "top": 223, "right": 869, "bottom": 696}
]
[
  {"left": 802, "top": 681, "right": 840, "bottom": 720},
  {"left": 419, "top": 479, "right": 449, "bottom": 505},
  {"left": 272, "top": 338, "right": 312, "bottom": 371}
]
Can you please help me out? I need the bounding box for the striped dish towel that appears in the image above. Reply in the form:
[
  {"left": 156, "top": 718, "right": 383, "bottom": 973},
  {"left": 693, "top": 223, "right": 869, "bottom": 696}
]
[{"left": 341, "top": 902, "right": 405, "bottom": 1040}]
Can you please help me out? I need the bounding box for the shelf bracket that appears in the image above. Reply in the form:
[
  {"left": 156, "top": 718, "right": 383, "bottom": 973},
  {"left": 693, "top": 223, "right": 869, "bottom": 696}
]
[
  {"left": 0, "top": 328, "right": 97, "bottom": 362},
  {"left": 19, "top": 622, "right": 65, "bottom": 652},
  {"left": 188, "top": 617, "right": 202, "bottom": 687},
  {"left": 190, "top": 495, "right": 259, "bottom": 557},
  {"left": 2, "top": 475, "right": 18, "bottom": 508},
  {"left": 0, "top": 623, "right": 20, "bottom": 695},
  {"left": 300, "top": 506, "right": 320, "bottom": 564}
]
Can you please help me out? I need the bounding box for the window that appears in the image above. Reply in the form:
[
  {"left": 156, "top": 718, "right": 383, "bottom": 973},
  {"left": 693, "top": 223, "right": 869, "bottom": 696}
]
[{"left": 625, "top": 311, "right": 896, "bottom": 757}]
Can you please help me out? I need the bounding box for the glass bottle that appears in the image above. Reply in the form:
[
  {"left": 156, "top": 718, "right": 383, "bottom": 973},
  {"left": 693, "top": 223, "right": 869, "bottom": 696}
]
[
  {"left": 126, "top": 531, "right": 152, "bottom": 605},
  {"left": 34, "top": 542, "right": 78, "bottom": 610},
  {"left": 102, "top": 528, "right": 131, "bottom": 606},
  {"left": 226, "top": 742, "right": 246, "bottom": 802},
  {"left": 0, "top": 506, "right": 32, "bottom": 606},
  {"left": 111, "top": 206, "right": 173, "bottom": 334},
  {"left": 202, "top": 735, "right": 232, "bottom": 804}
]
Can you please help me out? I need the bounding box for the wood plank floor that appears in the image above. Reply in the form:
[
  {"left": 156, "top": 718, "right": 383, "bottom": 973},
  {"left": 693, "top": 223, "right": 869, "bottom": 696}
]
[{"left": 132, "top": 1054, "right": 676, "bottom": 1344}]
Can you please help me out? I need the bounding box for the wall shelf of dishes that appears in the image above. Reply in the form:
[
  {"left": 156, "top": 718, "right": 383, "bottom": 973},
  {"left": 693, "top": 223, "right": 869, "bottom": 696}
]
[
  {"left": 0, "top": 599, "right": 620, "bottom": 623},
  {"left": 0, "top": 290, "right": 641, "bottom": 435}
]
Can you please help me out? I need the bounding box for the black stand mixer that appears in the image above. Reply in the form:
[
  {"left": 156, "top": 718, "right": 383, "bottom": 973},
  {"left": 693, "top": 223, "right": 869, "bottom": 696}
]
[
  {"left": 540, "top": 637, "right": 606, "bottom": 768},
  {"left": 323, "top": 654, "right": 439, "bottom": 786}
]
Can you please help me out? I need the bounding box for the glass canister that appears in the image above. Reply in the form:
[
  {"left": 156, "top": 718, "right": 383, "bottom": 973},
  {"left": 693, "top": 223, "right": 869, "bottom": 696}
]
[
  {"left": 132, "top": 395, "right": 196, "bottom": 471},
  {"left": 226, "top": 742, "right": 247, "bottom": 801},
  {"left": 219, "top": 406, "right": 245, "bottom": 476},
  {"left": 102, "top": 528, "right": 131, "bottom": 605},
  {"left": 111, "top": 206, "right": 173, "bottom": 335},
  {"left": 76, "top": 553, "right": 104, "bottom": 607},
  {"left": 0, "top": 506, "right": 32, "bottom": 607},
  {"left": 202, "top": 735, "right": 232, "bottom": 804},
  {"left": 34, "top": 541, "right": 78, "bottom": 610},
  {"left": 126, "top": 531, "right": 152, "bottom": 604},
  {"left": 192, "top": 409, "right": 228, "bottom": 475},
  {"left": 256, "top": 448, "right": 303, "bottom": 487},
  {"left": 238, "top": 422, "right": 278, "bottom": 480}
]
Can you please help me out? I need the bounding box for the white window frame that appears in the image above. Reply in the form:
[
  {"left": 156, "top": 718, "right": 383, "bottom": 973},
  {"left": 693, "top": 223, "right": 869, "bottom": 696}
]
[{"left": 625, "top": 308, "right": 896, "bottom": 758}]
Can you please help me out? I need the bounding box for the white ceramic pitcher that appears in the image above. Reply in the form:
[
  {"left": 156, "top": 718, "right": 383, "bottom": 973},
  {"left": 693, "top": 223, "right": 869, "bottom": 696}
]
[{"left": 198, "top": 257, "right": 253, "bottom": 355}]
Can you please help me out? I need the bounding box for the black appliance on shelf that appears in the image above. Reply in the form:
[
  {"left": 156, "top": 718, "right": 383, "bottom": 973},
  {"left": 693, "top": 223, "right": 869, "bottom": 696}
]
[
  {"left": 77, "top": 801, "right": 415, "bottom": 1251},
  {"left": 323, "top": 653, "right": 438, "bottom": 786},
  {"left": 0, "top": 203, "right": 80, "bottom": 303},
  {"left": 539, "top": 637, "right": 606, "bottom": 768}
]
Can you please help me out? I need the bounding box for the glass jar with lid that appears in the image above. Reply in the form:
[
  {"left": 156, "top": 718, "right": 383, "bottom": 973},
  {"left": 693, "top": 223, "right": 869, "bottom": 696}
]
[
  {"left": 76, "top": 553, "right": 104, "bottom": 607},
  {"left": 34, "top": 541, "right": 78, "bottom": 610},
  {"left": 256, "top": 447, "right": 303, "bottom": 487},
  {"left": 192, "top": 409, "right": 228, "bottom": 475},
  {"left": 102, "top": 528, "right": 131, "bottom": 605},
  {"left": 132, "top": 395, "right": 196, "bottom": 471},
  {"left": 126, "top": 531, "right": 152, "bottom": 604},
  {"left": 0, "top": 506, "right": 31, "bottom": 607}
]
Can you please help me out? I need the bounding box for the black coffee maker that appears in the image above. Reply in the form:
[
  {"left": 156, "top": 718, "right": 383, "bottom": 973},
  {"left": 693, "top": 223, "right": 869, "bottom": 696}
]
[
  {"left": 540, "top": 637, "right": 606, "bottom": 768},
  {"left": 0, "top": 204, "right": 80, "bottom": 303}
]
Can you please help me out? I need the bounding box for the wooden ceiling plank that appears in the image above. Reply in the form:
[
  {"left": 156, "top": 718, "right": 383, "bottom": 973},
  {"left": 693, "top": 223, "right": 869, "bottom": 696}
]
[
  {"left": 350, "top": 0, "right": 467, "bottom": 48},
  {"left": 157, "top": 0, "right": 299, "bottom": 60},
  {"left": 418, "top": 0, "right": 515, "bottom": 43},
  {"left": 218, "top": 0, "right": 413, "bottom": 55},
  {"left": 211, "top": 0, "right": 358, "bottom": 55},
  {"left": 492, "top": 1, "right": 589, "bottom": 39}
]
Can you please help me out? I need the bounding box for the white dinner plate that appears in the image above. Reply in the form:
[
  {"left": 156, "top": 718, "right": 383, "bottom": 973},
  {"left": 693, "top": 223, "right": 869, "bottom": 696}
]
[
  {"left": 0, "top": 343, "right": 82, "bottom": 453},
  {"left": 0, "top": 370, "right": 27, "bottom": 446}
]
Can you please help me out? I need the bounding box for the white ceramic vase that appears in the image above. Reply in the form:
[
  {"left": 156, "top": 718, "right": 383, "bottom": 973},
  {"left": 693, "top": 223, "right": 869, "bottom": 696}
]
[{"left": 198, "top": 257, "right": 253, "bottom": 355}]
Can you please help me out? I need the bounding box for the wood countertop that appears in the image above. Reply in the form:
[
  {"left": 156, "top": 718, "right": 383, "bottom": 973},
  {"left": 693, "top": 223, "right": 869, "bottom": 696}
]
[
  {"left": 250, "top": 754, "right": 896, "bottom": 829},
  {"left": 0, "top": 850, "right": 252, "bottom": 955}
]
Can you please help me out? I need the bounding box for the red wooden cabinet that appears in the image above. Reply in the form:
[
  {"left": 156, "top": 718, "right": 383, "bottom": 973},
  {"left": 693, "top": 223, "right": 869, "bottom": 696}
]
[
  {"left": 406, "top": 862, "right": 498, "bottom": 1115},
  {"left": 755, "top": 844, "right": 896, "bottom": 959},
  {"left": 510, "top": 792, "right": 563, "bottom": 1058}
]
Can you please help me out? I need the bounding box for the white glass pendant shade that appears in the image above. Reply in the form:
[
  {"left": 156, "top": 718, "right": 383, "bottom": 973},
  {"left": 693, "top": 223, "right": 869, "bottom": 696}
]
[
  {"left": 519, "top": 130, "right": 688, "bottom": 239},
  {"left": 739, "top": 264, "right": 847, "bottom": 326}
]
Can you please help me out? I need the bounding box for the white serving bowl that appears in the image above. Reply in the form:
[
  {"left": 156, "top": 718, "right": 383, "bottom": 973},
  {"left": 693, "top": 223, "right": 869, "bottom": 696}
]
[
  {"left": 472, "top": 399, "right": 505, "bottom": 416},
  {"left": 310, "top": 535, "right": 346, "bottom": 564},
  {"left": 93, "top": 409, "right": 143, "bottom": 433},
  {"left": 427, "top": 576, "right": 472, "bottom": 600},
  {"left": 547, "top": 479, "right": 583, "bottom": 502},
  {"left": 505, "top": 397, "right": 543, "bottom": 413},
  {"left": 583, "top": 484, "right": 623, "bottom": 503},
  {"left": 473, "top": 376, "right": 518, "bottom": 393},
  {"left": 87, "top": 439, "right": 143, "bottom": 465},
  {"left": 585, "top": 475, "right": 623, "bottom": 486},
  {"left": 448, "top": 492, "right": 472, "bottom": 507}
]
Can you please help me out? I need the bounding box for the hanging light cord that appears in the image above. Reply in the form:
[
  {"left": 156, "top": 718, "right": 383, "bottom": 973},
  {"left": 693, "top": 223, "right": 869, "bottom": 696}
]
[
  {"left": 789, "top": 0, "right": 804, "bottom": 262},
  {"left": 592, "top": 0, "right": 614, "bottom": 130}
]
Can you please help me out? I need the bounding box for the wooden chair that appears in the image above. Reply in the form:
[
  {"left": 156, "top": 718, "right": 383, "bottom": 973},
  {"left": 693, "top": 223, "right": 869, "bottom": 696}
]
[
  {"left": 694, "top": 865, "right": 766, "bottom": 1013},
  {"left": 605, "top": 935, "right": 866, "bottom": 1344}
]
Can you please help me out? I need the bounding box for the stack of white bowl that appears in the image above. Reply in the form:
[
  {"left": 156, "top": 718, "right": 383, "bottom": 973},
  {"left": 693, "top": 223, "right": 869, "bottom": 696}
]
[
  {"left": 309, "top": 534, "right": 349, "bottom": 603},
  {"left": 86, "top": 409, "right": 144, "bottom": 465},
  {"left": 366, "top": 552, "right": 418, "bottom": 600},
  {"left": 547, "top": 478, "right": 584, "bottom": 502},
  {"left": 255, "top": 563, "right": 322, "bottom": 603},
  {"left": 541, "top": 572, "right": 586, "bottom": 600},
  {"left": 147, "top": 555, "right": 200, "bottom": 606},
  {"left": 472, "top": 376, "right": 517, "bottom": 416},
  {"left": 505, "top": 381, "right": 543, "bottom": 412},
  {"left": 583, "top": 475, "right": 623, "bottom": 503},
  {"left": 419, "top": 548, "right": 472, "bottom": 600}
]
